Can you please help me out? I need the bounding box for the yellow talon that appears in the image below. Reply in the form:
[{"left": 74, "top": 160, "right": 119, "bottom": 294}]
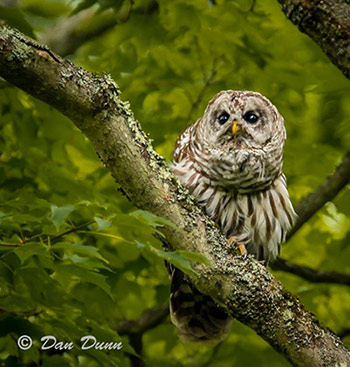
[{"left": 228, "top": 237, "right": 248, "bottom": 258}]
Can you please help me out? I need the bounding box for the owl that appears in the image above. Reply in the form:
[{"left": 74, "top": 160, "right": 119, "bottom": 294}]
[{"left": 169, "top": 90, "right": 297, "bottom": 343}]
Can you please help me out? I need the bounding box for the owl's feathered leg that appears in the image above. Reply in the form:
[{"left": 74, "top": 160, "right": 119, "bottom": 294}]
[{"left": 228, "top": 237, "right": 248, "bottom": 259}]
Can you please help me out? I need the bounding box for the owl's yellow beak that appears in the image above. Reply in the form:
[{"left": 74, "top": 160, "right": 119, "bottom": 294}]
[{"left": 232, "top": 120, "right": 239, "bottom": 137}]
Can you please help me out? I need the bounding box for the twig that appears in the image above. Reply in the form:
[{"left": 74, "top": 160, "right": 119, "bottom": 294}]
[
  {"left": 271, "top": 258, "right": 350, "bottom": 286},
  {"left": 184, "top": 57, "right": 218, "bottom": 124},
  {"left": 117, "top": 304, "right": 169, "bottom": 367},
  {"left": 288, "top": 151, "right": 350, "bottom": 240},
  {"left": 249, "top": 0, "right": 257, "bottom": 12},
  {"left": 200, "top": 342, "right": 222, "bottom": 367},
  {"left": 0, "top": 306, "right": 41, "bottom": 317},
  {"left": 40, "top": 2, "right": 158, "bottom": 56},
  {"left": 49, "top": 220, "right": 95, "bottom": 243},
  {"left": 0, "top": 242, "right": 21, "bottom": 247},
  {"left": 117, "top": 303, "right": 169, "bottom": 336},
  {"left": 0, "top": 220, "right": 94, "bottom": 247},
  {"left": 339, "top": 328, "right": 350, "bottom": 339}
]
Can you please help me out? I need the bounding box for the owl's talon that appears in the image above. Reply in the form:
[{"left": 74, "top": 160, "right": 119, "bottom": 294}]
[
  {"left": 241, "top": 251, "right": 248, "bottom": 261},
  {"left": 237, "top": 243, "right": 248, "bottom": 260},
  {"left": 228, "top": 238, "right": 247, "bottom": 259}
]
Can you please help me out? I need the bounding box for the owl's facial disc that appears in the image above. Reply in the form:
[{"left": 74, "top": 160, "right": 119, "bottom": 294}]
[{"left": 204, "top": 90, "right": 285, "bottom": 152}]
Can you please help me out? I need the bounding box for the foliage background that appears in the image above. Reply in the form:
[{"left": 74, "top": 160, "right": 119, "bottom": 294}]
[{"left": 0, "top": 0, "right": 350, "bottom": 366}]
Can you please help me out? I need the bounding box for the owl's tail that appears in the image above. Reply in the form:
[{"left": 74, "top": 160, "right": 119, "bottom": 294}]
[{"left": 168, "top": 264, "right": 232, "bottom": 344}]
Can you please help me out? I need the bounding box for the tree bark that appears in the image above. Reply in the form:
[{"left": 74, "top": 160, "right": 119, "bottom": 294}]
[
  {"left": 277, "top": 0, "right": 350, "bottom": 80},
  {"left": 0, "top": 25, "right": 349, "bottom": 367}
]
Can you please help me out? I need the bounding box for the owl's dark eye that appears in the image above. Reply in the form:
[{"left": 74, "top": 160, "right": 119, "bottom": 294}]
[
  {"left": 218, "top": 111, "right": 230, "bottom": 125},
  {"left": 243, "top": 111, "right": 259, "bottom": 124}
]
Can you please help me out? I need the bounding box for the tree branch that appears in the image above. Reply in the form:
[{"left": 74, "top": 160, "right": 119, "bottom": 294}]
[
  {"left": 1, "top": 25, "right": 349, "bottom": 366},
  {"left": 39, "top": 8, "right": 120, "bottom": 57},
  {"left": 271, "top": 258, "right": 350, "bottom": 286},
  {"left": 116, "top": 304, "right": 169, "bottom": 367},
  {"left": 277, "top": 0, "right": 350, "bottom": 80},
  {"left": 117, "top": 303, "right": 169, "bottom": 336},
  {"left": 288, "top": 151, "right": 350, "bottom": 239},
  {"left": 339, "top": 328, "right": 350, "bottom": 340},
  {"left": 40, "top": 2, "right": 158, "bottom": 57}
]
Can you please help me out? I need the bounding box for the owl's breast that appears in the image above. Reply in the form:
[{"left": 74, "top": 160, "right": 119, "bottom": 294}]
[{"left": 173, "top": 160, "right": 296, "bottom": 262}]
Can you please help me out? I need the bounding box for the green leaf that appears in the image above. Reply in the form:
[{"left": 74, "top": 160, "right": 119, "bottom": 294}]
[
  {"left": 156, "top": 249, "right": 197, "bottom": 277},
  {"left": 176, "top": 250, "right": 212, "bottom": 267},
  {"left": 137, "top": 241, "right": 197, "bottom": 277},
  {"left": 55, "top": 264, "right": 112, "bottom": 298},
  {"left": 53, "top": 241, "right": 109, "bottom": 264},
  {"left": 13, "top": 242, "right": 47, "bottom": 264},
  {"left": 71, "top": 0, "right": 97, "bottom": 14},
  {"left": 131, "top": 210, "right": 176, "bottom": 231},
  {"left": 94, "top": 217, "right": 112, "bottom": 231},
  {"left": 62, "top": 254, "right": 110, "bottom": 270},
  {"left": 49, "top": 204, "right": 74, "bottom": 230}
]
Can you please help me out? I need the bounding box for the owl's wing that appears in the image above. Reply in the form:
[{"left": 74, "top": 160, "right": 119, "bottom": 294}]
[
  {"left": 172, "top": 119, "right": 200, "bottom": 163},
  {"left": 172, "top": 126, "right": 191, "bottom": 163}
]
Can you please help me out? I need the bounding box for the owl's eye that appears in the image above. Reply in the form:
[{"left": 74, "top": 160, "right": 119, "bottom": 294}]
[
  {"left": 218, "top": 112, "right": 230, "bottom": 125},
  {"left": 243, "top": 111, "right": 259, "bottom": 124}
]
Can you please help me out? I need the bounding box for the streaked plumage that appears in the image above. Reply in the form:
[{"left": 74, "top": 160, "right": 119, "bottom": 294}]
[{"left": 170, "top": 90, "right": 296, "bottom": 343}]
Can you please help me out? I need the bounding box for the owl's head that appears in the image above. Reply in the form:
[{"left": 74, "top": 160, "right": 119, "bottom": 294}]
[
  {"left": 192, "top": 90, "right": 286, "bottom": 190},
  {"left": 198, "top": 90, "right": 286, "bottom": 151}
]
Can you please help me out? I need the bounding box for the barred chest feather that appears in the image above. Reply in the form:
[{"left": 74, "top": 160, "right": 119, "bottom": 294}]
[{"left": 173, "top": 159, "right": 296, "bottom": 262}]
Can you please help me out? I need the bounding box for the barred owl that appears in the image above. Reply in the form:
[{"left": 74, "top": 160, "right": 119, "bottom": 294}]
[{"left": 170, "top": 90, "right": 296, "bottom": 343}]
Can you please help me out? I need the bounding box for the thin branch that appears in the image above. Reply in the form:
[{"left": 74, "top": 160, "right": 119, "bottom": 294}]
[
  {"left": 40, "top": 2, "right": 158, "bottom": 57},
  {"left": 183, "top": 47, "right": 218, "bottom": 124},
  {"left": 49, "top": 220, "right": 95, "bottom": 243},
  {"left": 0, "top": 242, "right": 21, "bottom": 247},
  {"left": 271, "top": 258, "right": 350, "bottom": 286},
  {"left": 339, "top": 328, "right": 350, "bottom": 340},
  {"left": 0, "top": 220, "right": 94, "bottom": 247},
  {"left": 200, "top": 342, "right": 222, "bottom": 367},
  {"left": 288, "top": 151, "right": 350, "bottom": 239},
  {"left": 117, "top": 303, "right": 169, "bottom": 336},
  {"left": 1, "top": 25, "right": 349, "bottom": 367},
  {"left": 117, "top": 304, "right": 169, "bottom": 367},
  {"left": 248, "top": 0, "right": 257, "bottom": 13},
  {"left": 40, "top": 9, "right": 118, "bottom": 57},
  {"left": 184, "top": 69, "right": 216, "bottom": 124},
  {"left": 0, "top": 306, "right": 42, "bottom": 317}
]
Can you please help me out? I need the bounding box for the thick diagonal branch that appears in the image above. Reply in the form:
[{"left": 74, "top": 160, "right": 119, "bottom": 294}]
[
  {"left": 0, "top": 25, "right": 349, "bottom": 367},
  {"left": 277, "top": 0, "right": 350, "bottom": 80}
]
